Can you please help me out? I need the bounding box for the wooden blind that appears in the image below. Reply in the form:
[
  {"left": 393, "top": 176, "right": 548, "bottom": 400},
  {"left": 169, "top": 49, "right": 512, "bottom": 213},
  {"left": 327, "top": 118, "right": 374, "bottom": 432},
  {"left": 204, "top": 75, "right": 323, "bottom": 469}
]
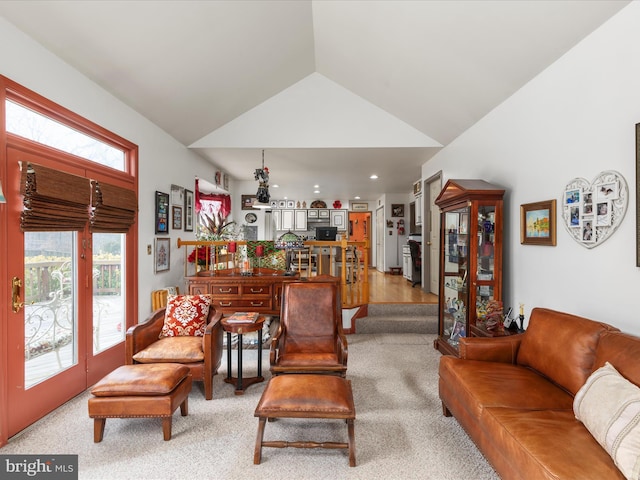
[
  {"left": 90, "top": 181, "right": 137, "bottom": 233},
  {"left": 20, "top": 162, "right": 91, "bottom": 231}
]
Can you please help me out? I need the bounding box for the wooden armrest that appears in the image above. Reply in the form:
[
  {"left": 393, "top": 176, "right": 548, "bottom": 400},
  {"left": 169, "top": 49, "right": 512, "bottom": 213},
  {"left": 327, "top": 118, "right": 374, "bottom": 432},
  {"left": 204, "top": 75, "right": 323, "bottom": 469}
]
[{"left": 458, "top": 335, "right": 524, "bottom": 363}]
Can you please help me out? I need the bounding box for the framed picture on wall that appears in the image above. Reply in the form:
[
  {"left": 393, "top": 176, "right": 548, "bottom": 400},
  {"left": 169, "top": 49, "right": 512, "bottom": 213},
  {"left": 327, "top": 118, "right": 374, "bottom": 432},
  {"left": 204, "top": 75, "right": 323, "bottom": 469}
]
[
  {"left": 184, "top": 189, "right": 194, "bottom": 232},
  {"left": 155, "top": 191, "right": 170, "bottom": 234},
  {"left": 392, "top": 204, "right": 404, "bottom": 217},
  {"left": 172, "top": 206, "right": 182, "bottom": 230},
  {"left": 155, "top": 237, "right": 170, "bottom": 273},
  {"left": 520, "top": 199, "right": 556, "bottom": 246},
  {"left": 242, "top": 195, "right": 257, "bottom": 210}
]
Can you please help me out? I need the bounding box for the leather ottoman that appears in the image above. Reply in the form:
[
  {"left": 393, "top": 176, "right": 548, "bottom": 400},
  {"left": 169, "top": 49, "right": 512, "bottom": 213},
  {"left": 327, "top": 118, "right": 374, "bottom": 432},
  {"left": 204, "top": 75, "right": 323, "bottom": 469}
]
[
  {"left": 254, "top": 374, "right": 356, "bottom": 466},
  {"left": 88, "top": 363, "right": 192, "bottom": 442}
]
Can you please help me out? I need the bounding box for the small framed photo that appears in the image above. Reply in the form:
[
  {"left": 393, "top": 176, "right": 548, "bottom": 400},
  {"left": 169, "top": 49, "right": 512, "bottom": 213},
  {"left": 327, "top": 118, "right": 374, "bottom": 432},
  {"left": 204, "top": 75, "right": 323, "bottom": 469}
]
[
  {"left": 170, "top": 184, "right": 184, "bottom": 205},
  {"left": 154, "top": 237, "right": 170, "bottom": 273},
  {"left": 223, "top": 173, "right": 229, "bottom": 191},
  {"left": 242, "top": 195, "right": 257, "bottom": 210},
  {"left": 595, "top": 181, "right": 618, "bottom": 201},
  {"left": 172, "top": 206, "right": 182, "bottom": 230},
  {"left": 596, "top": 200, "right": 612, "bottom": 226},
  {"left": 391, "top": 204, "right": 404, "bottom": 217},
  {"left": 270, "top": 200, "right": 278, "bottom": 209},
  {"left": 569, "top": 205, "right": 580, "bottom": 227},
  {"left": 581, "top": 216, "right": 595, "bottom": 243},
  {"left": 565, "top": 189, "right": 581, "bottom": 205},
  {"left": 286, "top": 200, "right": 295, "bottom": 208},
  {"left": 184, "top": 189, "right": 194, "bottom": 232},
  {"left": 278, "top": 200, "right": 286, "bottom": 208},
  {"left": 582, "top": 190, "right": 593, "bottom": 215},
  {"left": 520, "top": 199, "right": 556, "bottom": 246},
  {"left": 351, "top": 202, "right": 368, "bottom": 211},
  {"left": 155, "top": 191, "right": 170, "bottom": 234}
]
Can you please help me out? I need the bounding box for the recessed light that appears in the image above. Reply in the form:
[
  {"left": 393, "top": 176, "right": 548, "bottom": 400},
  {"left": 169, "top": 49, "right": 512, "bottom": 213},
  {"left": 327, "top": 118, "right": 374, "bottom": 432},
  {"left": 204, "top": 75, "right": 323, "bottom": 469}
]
[
  {"left": 313, "top": 184, "right": 320, "bottom": 188},
  {"left": 272, "top": 184, "right": 279, "bottom": 188},
  {"left": 370, "top": 174, "right": 378, "bottom": 180},
  {"left": 314, "top": 190, "right": 320, "bottom": 194},
  {"left": 354, "top": 196, "right": 361, "bottom": 200}
]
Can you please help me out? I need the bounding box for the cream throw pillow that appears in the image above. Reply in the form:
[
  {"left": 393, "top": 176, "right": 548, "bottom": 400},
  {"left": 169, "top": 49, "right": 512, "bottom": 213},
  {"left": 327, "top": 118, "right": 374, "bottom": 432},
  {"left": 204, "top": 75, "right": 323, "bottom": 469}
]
[{"left": 574, "top": 362, "right": 640, "bottom": 480}]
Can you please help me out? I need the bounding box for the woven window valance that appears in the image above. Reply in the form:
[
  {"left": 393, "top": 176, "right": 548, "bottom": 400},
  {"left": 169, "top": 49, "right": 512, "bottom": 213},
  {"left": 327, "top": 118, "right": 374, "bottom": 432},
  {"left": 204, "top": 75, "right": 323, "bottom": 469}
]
[
  {"left": 91, "top": 181, "right": 137, "bottom": 233},
  {"left": 20, "top": 162, "right": 91, "bottom": 231},
  {"left": 20, "top": 162, "right": 137, "bottom": 233}
]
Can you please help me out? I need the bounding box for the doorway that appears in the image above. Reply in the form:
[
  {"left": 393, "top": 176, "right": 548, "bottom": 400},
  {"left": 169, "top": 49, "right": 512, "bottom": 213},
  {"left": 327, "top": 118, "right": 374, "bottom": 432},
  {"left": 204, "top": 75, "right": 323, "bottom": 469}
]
[
  {"left": 1, "top": 77, "right": 138, "bottom": 442},
  {"left": 348, "top": 211, "right": 372, "bottom": 266},
  {"left": 425, "top": 172, "right": 442, "bottom": 295}
]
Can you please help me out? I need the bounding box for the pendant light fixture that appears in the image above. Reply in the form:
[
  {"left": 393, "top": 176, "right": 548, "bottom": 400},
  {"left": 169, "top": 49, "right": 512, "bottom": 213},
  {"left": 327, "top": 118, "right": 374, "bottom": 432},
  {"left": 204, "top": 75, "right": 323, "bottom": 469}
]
[{"left": 254, "top": 149, "right": 270, "bottom": 208}]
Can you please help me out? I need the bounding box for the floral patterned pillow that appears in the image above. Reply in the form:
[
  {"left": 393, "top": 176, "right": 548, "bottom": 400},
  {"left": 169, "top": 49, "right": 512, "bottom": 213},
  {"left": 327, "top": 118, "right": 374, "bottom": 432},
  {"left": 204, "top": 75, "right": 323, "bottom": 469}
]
[{"left": 160, "top": 295, "right": 212, "bottom": 337}]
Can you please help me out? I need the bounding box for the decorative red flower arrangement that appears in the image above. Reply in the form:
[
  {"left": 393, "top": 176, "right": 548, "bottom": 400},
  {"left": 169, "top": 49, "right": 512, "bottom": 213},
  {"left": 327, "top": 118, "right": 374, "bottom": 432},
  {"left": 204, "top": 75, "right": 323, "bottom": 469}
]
[
  {"left": 188, "top": 247, "right": 209, "bottom": 266},
  {"left": 333, "top": 200, "right": 342, "bottom": 209}
]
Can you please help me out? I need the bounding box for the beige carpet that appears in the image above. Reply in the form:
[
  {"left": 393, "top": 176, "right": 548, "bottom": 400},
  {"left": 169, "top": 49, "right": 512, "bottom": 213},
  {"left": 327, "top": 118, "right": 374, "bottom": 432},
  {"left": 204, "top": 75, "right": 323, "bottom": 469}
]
[{"left": 3, "top": 333, "right": 498, "bottom": 480}]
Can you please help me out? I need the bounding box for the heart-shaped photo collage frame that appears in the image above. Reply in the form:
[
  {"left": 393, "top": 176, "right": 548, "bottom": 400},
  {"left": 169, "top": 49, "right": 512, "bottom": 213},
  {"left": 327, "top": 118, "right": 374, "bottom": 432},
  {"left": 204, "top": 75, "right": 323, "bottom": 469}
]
[{"left": 561, "top": 170, "right": 628, "bottom": 249}]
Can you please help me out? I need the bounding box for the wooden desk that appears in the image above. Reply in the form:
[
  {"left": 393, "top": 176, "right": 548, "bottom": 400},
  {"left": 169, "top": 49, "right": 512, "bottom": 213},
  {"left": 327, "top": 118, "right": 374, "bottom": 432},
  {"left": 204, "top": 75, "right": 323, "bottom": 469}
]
[{"left": 185, "top": 268, "right": 299, "bottom": 315}]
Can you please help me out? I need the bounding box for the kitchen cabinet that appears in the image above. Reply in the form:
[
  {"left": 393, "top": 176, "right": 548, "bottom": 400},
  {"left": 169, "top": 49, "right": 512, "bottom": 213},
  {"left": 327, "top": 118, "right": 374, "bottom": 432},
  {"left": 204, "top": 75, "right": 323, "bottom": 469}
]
[
  {"left": 275, "top": 209, "right": 309, "bottom": 231},
  {"left": 272, "top": 210, "right": 281, "bottom": 231},
  {"left": 281, "top": 209, "right": 295, "bottom": 230},
  {"left": 294, "top": 209, "right": 307, "bottom": 230},
  {"left": 433, "top": 179, "right": 505, "bottom": 357},
  {"left": 330, "top": 209, "right": 347, "bottom": 231},
  {"left": 402, "top": 244, "right": 412, "bottom": 280}
]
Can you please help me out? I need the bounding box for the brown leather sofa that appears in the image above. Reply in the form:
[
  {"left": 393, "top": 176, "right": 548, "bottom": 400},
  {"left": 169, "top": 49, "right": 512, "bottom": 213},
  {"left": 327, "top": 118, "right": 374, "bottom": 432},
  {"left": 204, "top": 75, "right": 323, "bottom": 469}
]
[{"left": 439, "top": 307, "right": 640, "bottom": 480}]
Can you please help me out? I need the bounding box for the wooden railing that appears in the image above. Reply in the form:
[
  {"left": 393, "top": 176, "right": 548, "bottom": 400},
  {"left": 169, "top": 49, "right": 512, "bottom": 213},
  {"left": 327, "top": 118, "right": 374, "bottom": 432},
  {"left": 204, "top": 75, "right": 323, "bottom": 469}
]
[
  {"left": 25, "top": 259, "right": 121, "bottom": 303},
  {"left": 177, "top": 238, "right": 370, "bottom": 308}
]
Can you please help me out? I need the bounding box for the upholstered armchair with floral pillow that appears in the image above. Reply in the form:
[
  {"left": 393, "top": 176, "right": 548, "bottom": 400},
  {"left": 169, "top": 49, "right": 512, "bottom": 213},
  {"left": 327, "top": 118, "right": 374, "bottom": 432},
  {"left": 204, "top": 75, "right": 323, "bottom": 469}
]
[{"left": 126, "top": 295, "right": 224, "bottom": 400}]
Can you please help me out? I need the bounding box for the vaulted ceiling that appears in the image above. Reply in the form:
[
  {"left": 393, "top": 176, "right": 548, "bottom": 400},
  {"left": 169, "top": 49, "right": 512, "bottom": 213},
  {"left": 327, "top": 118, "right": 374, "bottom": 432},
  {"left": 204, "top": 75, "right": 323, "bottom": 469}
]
[{"left": 0, "top": 1, "right": 630, "bottom": 200}]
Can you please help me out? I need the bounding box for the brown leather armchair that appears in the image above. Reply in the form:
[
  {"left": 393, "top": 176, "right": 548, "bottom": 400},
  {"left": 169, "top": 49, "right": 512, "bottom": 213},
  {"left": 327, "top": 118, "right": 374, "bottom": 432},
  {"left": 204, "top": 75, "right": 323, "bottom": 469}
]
[
  {"left": 270, "top": 276, "right": 348, "bottom": 376},
  {"left": 126, "top": 306, "right": 224, "bottom": 400}
]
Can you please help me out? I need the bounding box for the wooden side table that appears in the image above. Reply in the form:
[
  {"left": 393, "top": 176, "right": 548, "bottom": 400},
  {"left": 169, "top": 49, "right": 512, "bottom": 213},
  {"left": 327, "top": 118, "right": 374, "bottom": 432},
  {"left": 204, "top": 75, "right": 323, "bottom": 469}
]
[{"left": 221, "top": 315, "right": 266, "bottom": 395}]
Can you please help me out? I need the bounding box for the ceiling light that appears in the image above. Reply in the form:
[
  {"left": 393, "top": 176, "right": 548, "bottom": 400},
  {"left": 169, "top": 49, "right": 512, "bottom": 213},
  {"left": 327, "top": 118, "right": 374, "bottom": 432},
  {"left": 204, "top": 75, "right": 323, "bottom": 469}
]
[
  {"left": 313, "top": 184, "right": 320, "bottom": 188},
  {"left": 253, "top": 149, "right": 271, "bottom": 208},
  {"left": 272, "top": 184, "right": 279, "bottom": 188},
  {"left": 354, "top": 196, "right": 361, "bottom": 200},
  {"left": 314, "top": 190, "right": 320, "bottom": 194},
  {"left": 370, "top": 174, "right": 378, "bottom": 180}
]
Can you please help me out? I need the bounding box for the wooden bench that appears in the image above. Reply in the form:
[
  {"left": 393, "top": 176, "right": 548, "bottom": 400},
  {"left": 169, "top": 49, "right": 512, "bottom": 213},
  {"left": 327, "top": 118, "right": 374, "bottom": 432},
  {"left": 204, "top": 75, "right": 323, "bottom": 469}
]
[
  {"left": 254, "top": 374, "right": 356, "bottom": 466},
  {"left": 88, "top": 364, "right": 191, "bottom": 442}
]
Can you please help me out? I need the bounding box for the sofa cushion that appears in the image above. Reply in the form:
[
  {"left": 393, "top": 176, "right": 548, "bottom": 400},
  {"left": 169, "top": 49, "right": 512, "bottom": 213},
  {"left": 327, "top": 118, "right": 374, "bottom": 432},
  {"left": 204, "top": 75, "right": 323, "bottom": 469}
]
[
  {"left": 517, "top": 308, "right": 616, "bottom": 395},
  {"left": 574, "top": 362, "right": 640, "bottom": 480},
  {"left": 160, "top": 294, "right": 211, "bottom": 337},
  {"left": 132, "top": 336, "right": 205, "bottom": 363},
  {"left": 594, "top": 331, "right": 640, "bottom": 387},
  {"left": 439, "top": 356, "right": 574, "bottom": 422},
  {"left": 482, "top": 407, "right": 625, "bottom": 480}
]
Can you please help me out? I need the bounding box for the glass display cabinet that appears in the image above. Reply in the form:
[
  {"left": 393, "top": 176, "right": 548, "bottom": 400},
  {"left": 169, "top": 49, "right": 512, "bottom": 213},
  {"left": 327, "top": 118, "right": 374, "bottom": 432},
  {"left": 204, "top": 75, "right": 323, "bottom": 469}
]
[{"left": 433, "top": 179, "right": 505, "bottom": 356}]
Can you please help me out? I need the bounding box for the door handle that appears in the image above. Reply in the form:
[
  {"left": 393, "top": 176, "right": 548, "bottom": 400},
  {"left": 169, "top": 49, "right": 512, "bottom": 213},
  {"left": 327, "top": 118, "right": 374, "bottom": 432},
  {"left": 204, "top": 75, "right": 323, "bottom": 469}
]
[{"left": 12, "top": 276, "right": 25, "bottom": 313}]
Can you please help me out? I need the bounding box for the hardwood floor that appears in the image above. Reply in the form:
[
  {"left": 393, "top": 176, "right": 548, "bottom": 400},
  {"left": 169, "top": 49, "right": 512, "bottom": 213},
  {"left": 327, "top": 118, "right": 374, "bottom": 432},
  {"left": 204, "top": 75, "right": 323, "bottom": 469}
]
[{"left": 368, "top": 269, "right": 438, "bottom": 304}]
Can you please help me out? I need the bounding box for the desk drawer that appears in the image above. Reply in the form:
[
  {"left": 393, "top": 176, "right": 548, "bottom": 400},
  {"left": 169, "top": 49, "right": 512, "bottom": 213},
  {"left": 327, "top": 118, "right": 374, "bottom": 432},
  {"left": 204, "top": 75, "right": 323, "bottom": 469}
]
[
  {"left": 240, "top": 285, "right": 272, "bottom": 297},
  {"left": 210, "top": 285, "right": 240, "bottom": 295},
  {"left": 213, "top": 298, "right": 272, "bottom": 310}
]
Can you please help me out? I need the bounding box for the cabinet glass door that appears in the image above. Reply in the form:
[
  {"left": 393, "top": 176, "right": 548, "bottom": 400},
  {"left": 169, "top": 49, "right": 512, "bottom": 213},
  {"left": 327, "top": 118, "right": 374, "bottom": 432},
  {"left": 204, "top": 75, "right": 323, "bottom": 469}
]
[
  {"left": 475, "top": 205, "right": 496, "bottom": 313},
  {"left": 442, "top": 208, "right": 469, "bottom": 348}
]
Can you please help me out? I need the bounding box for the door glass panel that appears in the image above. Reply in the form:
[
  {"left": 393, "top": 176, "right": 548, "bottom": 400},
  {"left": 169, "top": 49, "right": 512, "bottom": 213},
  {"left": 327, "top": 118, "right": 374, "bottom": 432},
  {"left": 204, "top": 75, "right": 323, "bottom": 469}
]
[
  {"left": 92, "top": 233, "right": 125, "bottom": 353},
  {"left": 24, "top": 232, "right": 78, "bottom": 388}
]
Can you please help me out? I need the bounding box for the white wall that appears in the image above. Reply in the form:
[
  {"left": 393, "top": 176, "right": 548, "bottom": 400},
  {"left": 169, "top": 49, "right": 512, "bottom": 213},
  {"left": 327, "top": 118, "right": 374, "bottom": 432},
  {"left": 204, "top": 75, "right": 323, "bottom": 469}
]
[
  {"left": 0, "top": 18, "right": 216, "bottom": 322},
  {"left": 422, "top": 2, "right": 640, "bottom": 334}
]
